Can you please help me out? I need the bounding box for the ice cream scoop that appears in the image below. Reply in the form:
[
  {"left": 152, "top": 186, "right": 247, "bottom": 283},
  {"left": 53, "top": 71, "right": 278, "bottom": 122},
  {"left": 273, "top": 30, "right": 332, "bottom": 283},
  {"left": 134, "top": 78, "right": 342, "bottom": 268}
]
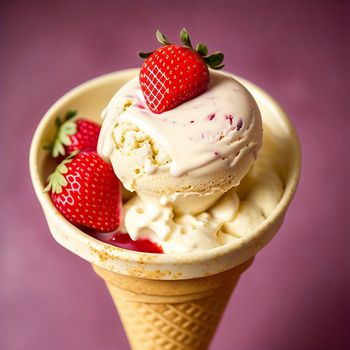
[
  {"left": 98, "top": 71, "right": 263, "bottom": 213},
  {"left": 96, "top": 70, "right": 272, "bottom": 252}
]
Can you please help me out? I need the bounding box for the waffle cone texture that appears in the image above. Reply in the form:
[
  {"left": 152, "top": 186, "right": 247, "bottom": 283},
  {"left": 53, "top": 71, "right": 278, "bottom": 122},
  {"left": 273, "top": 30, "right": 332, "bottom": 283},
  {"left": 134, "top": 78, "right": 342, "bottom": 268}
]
[{"left": 93, "top": 259, "right": 252, "bottom": 350}]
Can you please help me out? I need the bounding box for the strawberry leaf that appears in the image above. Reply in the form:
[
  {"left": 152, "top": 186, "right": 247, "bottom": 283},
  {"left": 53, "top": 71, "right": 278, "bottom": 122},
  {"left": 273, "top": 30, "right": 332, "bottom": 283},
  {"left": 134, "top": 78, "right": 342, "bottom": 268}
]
[
  {"left": 156, "top": 30, "right": 171, "bottom": 45},
  {"left": 204, "top": 52, "right": 224, "bottom": 69},
  {"left": 64, "top": 110, "right": 77, "bottom": 121},
  {"left": 44, "top": 151, "right": 79, "bottom": 193},
  {"left": 55, "top": 116, "right": 62, "bottom": 129},
  {"left": 44, "top": 110, "right": 79, "bottom": 158},
  {"left": 51, "top": 113, "right": 78, "bottom": 158},
  {"left": 42, "top": 142, "right": 52, "bottom": 151},
  {"left": 52, "top": 141, "right": 65, "bottom": 158},
  {"left": 180, "top": 28, "right": 193, "bottom": 48},
  {"left": 138, "top": 29, "right": 225, "bottom": 70},
  {"left": 196, "top": 43, "right": 208, "bottom": 56},
  {"left": 210, "top": 63, "right": 225, "bottom": 70},
  {"left": 138, "top": 51, "right": 153, "bottom": 59}
]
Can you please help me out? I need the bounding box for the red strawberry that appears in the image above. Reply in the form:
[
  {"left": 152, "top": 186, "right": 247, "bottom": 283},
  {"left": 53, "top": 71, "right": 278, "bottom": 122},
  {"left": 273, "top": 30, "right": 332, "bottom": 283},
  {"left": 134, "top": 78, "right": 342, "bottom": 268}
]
[
  {"left": 44, "top": 110, "right": 100, "bottom": 158},
  {"left": 44, "top": 150, "right": 121, "bottom": 232},
  {"left": 139, "top": 28, "right": 224, "bottom": 114}
]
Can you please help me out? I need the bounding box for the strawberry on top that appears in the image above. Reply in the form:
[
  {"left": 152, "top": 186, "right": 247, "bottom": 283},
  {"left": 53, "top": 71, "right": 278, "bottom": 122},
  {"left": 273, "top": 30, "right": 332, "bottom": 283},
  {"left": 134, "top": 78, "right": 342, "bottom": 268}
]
[{"left": 139, "top": 28, "right": 224, "bottom": 114}]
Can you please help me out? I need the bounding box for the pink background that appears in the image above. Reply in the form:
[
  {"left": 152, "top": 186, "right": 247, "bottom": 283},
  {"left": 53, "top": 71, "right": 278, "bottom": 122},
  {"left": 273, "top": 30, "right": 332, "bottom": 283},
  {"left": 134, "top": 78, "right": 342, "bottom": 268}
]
[{"left": 1, "top": 0, "right": 349, "bottom": 349}]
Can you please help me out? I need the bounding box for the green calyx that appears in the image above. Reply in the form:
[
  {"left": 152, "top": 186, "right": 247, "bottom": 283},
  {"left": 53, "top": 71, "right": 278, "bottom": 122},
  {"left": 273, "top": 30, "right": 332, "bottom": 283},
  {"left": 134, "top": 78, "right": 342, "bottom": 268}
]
[
  {"left": 138, "top": 28, "right": 225, "bottom": 70},
  {"left": 43, "top": 110, "right": 78, "bottom": 158},
  {"left": 43, "top": 150, "right": 79, "bottom": 194}
]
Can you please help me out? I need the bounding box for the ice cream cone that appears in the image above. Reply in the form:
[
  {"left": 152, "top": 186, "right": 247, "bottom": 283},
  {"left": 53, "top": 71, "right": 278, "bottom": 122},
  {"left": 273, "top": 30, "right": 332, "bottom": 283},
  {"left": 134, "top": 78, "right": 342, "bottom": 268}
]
[
  {"left": 30, "top": 69, "right": 301, "bottom": 350},
  {"left": 93, "top": 259, "right": 252, "bottom": 350}
]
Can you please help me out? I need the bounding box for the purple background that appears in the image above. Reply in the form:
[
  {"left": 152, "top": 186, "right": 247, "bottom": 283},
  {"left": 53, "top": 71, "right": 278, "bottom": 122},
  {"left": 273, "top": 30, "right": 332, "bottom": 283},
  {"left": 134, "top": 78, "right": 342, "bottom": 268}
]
[{"left": 1, "top": 0, "right": 349, "bottom": 349}]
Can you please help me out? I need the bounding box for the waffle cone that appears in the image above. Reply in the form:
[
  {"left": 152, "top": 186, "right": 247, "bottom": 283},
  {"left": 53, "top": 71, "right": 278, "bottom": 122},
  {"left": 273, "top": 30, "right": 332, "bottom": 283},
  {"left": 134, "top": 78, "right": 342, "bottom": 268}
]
[{"left": 93, "top": 259, "right": 252, "bottom": 350}]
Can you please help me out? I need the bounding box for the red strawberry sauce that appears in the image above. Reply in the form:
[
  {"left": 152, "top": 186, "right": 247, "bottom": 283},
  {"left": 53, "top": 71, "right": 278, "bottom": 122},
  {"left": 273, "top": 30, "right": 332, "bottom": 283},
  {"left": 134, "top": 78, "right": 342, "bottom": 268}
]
[{"left": 88, "top": 230, "right": 163, "bottom": 254}]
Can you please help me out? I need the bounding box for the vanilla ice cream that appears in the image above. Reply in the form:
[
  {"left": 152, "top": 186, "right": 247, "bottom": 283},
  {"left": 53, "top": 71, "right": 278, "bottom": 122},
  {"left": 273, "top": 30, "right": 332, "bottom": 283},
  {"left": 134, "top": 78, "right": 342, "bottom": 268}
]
[{"left": 98, "top": 70, "right": 283, "bottom": 253}]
